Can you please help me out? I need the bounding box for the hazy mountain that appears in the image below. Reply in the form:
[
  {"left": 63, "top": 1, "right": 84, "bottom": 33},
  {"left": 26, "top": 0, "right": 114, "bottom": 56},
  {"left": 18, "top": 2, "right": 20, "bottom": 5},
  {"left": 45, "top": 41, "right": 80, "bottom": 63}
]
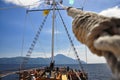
[
  {"left": 54, "top": 54, "right": 85, "bottom": 64},
  {"left": 0, "top": 54, "right": 86, "bottom": 64}
]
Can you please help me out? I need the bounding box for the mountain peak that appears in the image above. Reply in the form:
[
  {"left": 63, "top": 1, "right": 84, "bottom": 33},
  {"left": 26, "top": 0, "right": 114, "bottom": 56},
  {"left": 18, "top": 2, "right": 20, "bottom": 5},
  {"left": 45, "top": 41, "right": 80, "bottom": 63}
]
[
  {"left": 54, "top": 54, "right": 86, "bottom": 64},
  {"left": 0, "top": 54, "right": 86, "bottom": 64},
  {"left": 55, "top": 54, "right": 67, "bottom": 58}
]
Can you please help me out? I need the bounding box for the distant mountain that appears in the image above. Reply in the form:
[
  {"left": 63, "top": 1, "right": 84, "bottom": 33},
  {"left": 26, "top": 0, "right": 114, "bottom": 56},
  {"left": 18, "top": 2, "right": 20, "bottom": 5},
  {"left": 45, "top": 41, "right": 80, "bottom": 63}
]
[
  {"left": 54, "top": 54, "right": 85, "bottom": 64},
  {"left": 0, "top": 54, "right": 86, "bottom": 64}
]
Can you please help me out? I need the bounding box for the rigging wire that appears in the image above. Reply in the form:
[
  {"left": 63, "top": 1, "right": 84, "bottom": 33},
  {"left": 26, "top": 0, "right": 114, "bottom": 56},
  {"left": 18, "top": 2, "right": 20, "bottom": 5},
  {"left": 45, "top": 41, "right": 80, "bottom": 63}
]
[
  {"left": 67, "top": 38, "right": 76, "bottom": 58},
  {"left": 1, "top": 9, "right": 28, "bottom": 75},
  {"left": 27, "top": 13, "right": 49, "bottom": 62},
  {"left": 20, "top": 8, "right": 51, "bottom": 69},
  {"left": 85, "top": 45, "right": 88, "bottom": 64},
  {"left": 56, "top": 5, "right": 85, "bottom": 73},
  {"left": 76, "top": 0, "right": 87, "bottom": 10},
  {"left": 79, "top": 0, "right": 88, "bottom": 66},
  {"left": 20, "top": 10, "right": 28, "bottom": 70},
  {"left": 54, "top": 11, "right": 59, "bottom": 53},
  {"left": 55, "top": 8, "right": 72, "bottom": 62},
  {"left": 59, "top": 1, "right": 88, "bottom": 65},
  {"left": 81, "top": 0, "right": 87, "bottom": 9},
  {"left": 78, "top": 0, "right": 82, "bottom": 8},
  {"left": 54, "top": 10, "right": 69, "bottom": 54},
  {"left": 27, "top": 14, "right": 36, "bottom": 32},
  {"left": 54, "top": 9, "right": 72, "bottom": 58},
  {"left": 56, "top": 4, "right": 88, "bottom": 79}
]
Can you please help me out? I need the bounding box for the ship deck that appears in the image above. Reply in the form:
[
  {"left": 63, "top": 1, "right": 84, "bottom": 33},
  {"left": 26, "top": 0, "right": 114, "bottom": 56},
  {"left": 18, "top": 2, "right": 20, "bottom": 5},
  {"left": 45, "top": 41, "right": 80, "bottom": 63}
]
[{"left": 19, "top": 66, "right": 88, "bottom": 80}]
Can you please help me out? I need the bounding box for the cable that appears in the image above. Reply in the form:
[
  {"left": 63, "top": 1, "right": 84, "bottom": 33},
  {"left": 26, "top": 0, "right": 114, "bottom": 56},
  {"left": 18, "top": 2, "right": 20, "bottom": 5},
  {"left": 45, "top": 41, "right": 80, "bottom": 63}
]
[
  {"left": 78, "top": 0, "right": 82, "bottom": 8},
  {"left": 20, "top": 11, "right": 28, "bottom": 70},
  {"left": 20, "top": 8, "right": 51, "bottom": 69},
  {"left": 58, "top": 2, "right": 68, "bottom": 10},
  {"left": 56, "top": 5, "right": 88, "bottom": 80},
  {"left": 81, "top": 0, "right": 87, "bottom": 9},
  {"left": 84, "top": 45, "right": 88, "bottom": 64},
  {"left": 56, "top": 5, "right": 84, "bottom": 72},
  {"left": 28, "top": 13, "right": 50, "bottom": 63}
]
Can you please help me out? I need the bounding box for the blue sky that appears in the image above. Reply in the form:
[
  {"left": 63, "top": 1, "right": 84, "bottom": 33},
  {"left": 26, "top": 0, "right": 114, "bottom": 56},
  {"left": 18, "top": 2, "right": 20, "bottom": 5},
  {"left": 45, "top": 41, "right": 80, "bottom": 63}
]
[{"left": 0, "top": 0, "right": 120, "bottom": 63}]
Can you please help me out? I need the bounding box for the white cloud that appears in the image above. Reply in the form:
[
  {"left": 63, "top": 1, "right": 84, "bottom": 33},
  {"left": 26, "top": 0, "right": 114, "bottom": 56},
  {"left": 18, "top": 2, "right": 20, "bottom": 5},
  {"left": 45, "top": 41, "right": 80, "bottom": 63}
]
[
  {"left": 99, "top": 6, "right": 120, "bottom": 18},
  {"left": 3, "top": 0, "right": 44, "bottom": 9}
]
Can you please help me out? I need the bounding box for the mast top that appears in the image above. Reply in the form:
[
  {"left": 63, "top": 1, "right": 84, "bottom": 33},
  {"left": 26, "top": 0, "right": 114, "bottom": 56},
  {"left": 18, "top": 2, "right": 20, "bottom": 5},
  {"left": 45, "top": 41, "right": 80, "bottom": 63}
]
[{"left": 45, "top": 0, "right": 63, "bottom": 5}]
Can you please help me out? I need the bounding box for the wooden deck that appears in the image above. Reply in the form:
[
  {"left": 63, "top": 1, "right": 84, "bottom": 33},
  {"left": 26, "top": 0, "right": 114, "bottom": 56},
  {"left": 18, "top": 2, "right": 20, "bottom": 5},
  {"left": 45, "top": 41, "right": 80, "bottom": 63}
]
[{"left": 0, "top": 67, "right": 88, "bottom": 80}]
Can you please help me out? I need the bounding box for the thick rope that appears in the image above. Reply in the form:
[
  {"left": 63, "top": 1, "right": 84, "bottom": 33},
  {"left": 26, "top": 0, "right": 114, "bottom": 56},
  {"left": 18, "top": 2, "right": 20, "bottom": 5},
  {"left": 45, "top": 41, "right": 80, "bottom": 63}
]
[
  {"left": 103, "top": 52, "right": 120, "bottom": 80},
  {"left": 67, "top": 7, "right": 120, "bottom": 79}
]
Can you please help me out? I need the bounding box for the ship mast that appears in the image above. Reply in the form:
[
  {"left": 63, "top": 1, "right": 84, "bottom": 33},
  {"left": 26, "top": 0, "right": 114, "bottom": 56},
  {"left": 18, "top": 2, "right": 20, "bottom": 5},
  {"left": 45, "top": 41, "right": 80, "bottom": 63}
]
[
  {"left": 20, "top": 0, "right": 84, "bottom": 72},
  {"left": 51, "top": 0, "right": 55, "bottom": 63}
]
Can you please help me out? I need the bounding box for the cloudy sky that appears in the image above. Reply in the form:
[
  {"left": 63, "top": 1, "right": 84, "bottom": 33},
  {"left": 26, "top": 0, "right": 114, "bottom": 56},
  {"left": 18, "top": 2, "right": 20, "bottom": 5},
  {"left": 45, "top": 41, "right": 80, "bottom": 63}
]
[{"left": 0, "top": 0, "right": 120, "bottom": 63}]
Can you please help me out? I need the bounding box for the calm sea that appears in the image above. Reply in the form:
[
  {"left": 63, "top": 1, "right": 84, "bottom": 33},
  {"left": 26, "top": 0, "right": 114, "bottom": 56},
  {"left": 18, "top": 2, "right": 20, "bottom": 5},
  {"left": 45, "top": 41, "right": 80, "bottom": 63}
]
[{"left": 0, "top": 64, "right": 112, "bottom": 80}]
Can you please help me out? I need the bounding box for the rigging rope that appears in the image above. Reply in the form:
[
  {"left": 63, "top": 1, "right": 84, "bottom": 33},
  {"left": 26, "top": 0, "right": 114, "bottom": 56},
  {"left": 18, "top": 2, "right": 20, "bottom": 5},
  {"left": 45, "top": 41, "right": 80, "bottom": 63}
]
[
  {"left": 73, "top": 70, "right": 81, "bottom": 80},
  {"left": 27, "top": 13, "right": 49, "bottom": 62},
  {"left": 84, "top": 45, "right": 88, "bottom": 64},
  {"left": 20, "top": 11, "right": 28, "bottom": 70},
  {"left": 56, "top": 5, "right": 85, "bottom": 74},
  {"left": 80, "top": 0, "right": 87, "bottom": 10},
  {"left": 20, "top": 10, "right": 50, "bottom": 69}
]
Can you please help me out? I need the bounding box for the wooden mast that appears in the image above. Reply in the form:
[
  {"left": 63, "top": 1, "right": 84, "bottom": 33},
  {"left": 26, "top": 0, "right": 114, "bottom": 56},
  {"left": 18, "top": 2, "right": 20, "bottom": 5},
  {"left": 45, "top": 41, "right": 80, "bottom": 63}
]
[{"left": 51, "top": 0, "right": 55, "bottom": 64}]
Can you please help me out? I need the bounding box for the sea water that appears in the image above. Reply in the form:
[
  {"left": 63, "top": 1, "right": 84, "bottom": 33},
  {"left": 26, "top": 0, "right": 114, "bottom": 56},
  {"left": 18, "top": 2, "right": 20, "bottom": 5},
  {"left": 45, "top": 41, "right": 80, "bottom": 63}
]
[{"left": 0, "top": 64, "right": 112, "bottom": 80}]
